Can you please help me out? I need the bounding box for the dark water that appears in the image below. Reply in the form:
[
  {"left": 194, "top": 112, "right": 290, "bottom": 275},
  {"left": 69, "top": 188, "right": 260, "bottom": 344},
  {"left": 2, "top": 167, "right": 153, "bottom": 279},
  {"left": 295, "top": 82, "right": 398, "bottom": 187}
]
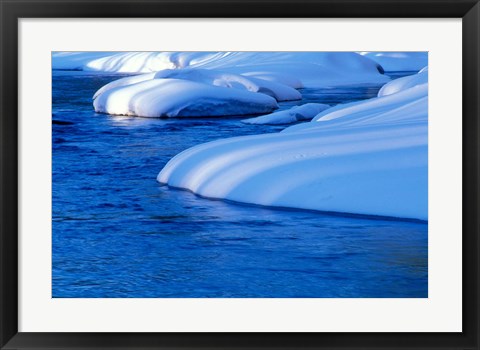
[{"left": 52, "top": 71, "right": 427, "bottom": 298}]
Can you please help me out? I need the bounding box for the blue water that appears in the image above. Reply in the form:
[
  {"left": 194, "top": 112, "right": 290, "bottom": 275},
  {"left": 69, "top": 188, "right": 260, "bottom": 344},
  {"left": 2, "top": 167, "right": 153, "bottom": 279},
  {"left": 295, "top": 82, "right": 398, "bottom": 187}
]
[{"left": 52, "top": 71, "right": 427, "bottom": 298}]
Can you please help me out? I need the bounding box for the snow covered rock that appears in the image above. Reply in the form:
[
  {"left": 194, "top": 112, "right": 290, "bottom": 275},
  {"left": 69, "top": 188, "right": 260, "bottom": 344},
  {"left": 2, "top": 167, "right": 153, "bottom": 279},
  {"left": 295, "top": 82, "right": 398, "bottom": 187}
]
[
  {"left": 93, "top": 79, "right": 278, "bottom": 117},
  {"left": 93, "top": 78, "right": 279, "bottom": 118},
  {"left": 377, "top": 67, "right": 428, "bottom": 97},
  {"left": 358, "top": 52, "right": 428, "bottom": 72},
  {"left": 153, "top": 69, "right": 302, "bottom": 101},
  {"left": 242, "top": 103, "right": 330, "bottom": 125},
  {"left": 91, "top": 67, "right": 300, "bottom": 117},
  {"left": 158, "top": 77, "right": 428, "bottom": 220}
]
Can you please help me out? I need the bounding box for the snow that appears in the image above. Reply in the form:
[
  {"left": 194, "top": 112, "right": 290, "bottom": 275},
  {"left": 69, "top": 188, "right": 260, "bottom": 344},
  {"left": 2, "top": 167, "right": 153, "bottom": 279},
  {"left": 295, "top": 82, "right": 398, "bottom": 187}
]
[
  {"left": 55, "top": 51, "right": 389, "bottom": 88},
  {"left": 199, "top": 52, "right": 390, "bottom": 88},
  {"left": 91, "top": 68, "right": 296, "bottom": 117},
  {"left": 378, "top": 67, "right": 428, "bottom": 96},
  {"left": 71, "top": 51, "right": 428, "bottom": 219},
  {"left": 242, "top": 103, "right": 330, "bottom": 125},
  {"left": 359, "top": 52, "right": 428, "bottom": 72},
  {"left": 158, "top": 73, "right": 428, "bottom": 220},
  {"left": 93, "top": 78, "right": 279, "bottom": 117},
  {"left": 153, "top": 69, "right": 301, "bottom": 101},
  {"left": 51, "top": 52, "right": 121, "bottom": 70},
  {"left": 52, "top": 52, "right": 215, "bottom": 73},
  {"left": 90, "top": 52, "right": 392, "bottom": 118},
  {"left": 240, "top": 71, "right": 303, "bottom": 89},
  {"left": 92, "top": 73, "right": 157, "bottom": 100},
  {"left": 306, "top": 82, "right": 428, "bottom": 126}
]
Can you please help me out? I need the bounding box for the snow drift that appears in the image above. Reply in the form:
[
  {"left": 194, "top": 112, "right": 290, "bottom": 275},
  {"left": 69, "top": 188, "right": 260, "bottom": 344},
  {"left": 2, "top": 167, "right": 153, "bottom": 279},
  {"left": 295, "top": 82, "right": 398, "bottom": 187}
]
[
  {"left": 90, "top": 52, "right": 393, "bottom": 117},
  {"left": 158, "top": 71, "right": 428, "bottom": 220},
  {"left": 56, "top": 51, "right": 390, "bottom": 88},
  {"left": 358, "top": 52, "right": 428, "bottom": 72}
]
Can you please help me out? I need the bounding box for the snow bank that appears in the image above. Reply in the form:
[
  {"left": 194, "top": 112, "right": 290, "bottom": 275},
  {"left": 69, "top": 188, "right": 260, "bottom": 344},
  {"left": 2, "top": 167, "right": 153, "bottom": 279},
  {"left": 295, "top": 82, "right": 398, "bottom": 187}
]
[
  {"left": 89, "top": 52, "right": 392, "bottom": 117},
  {"left": 195, "top": 52, "right": 390, "bottom": 88},
  {"left": 52, "top": 52, "right": 220, "bottom": 73},
  {"left": 358, "top": 52, "right": 428, "bottom": 72},
  {"left": 93, "top": 78, "right": 278, "bottom": 117},
  {"left": 242, "top": 103, "right": 330, "bottom": 125},
  {"left": 377, "top": 67, "right": 428, "bottom": 96},
  {"left": 52, "top": 52, "right": 121, "bottom": 70},
  {"left": 55, "top": 51, "right": 389, "bottom": 88},
  {"left": 285, "top": 84, "right": 427, "bottom": 136},
  {"left": 158, "top": 73, "right": 428, "bottom": 220}
]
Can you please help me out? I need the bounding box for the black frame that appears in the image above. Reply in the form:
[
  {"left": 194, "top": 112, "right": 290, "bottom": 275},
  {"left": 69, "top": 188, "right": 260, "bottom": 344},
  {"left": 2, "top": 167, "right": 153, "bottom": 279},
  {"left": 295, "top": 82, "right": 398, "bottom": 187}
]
[{"left": 1, "top": 0, "right": 479, "bottom": 349}]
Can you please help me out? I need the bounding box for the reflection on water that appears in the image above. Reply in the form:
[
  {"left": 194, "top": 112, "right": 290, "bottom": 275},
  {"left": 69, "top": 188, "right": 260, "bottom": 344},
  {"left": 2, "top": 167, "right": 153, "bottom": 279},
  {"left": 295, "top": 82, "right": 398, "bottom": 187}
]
[{"left": 52, "top": 71, "right": 427, "bottom": 298}]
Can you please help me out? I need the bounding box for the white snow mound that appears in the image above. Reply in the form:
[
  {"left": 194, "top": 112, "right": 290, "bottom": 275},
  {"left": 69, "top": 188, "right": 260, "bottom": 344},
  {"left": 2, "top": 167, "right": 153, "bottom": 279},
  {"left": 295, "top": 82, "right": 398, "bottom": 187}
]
[
  {"left": 93, "top": 78, "right": 279, "bottom": 118},
  {"left": 242, "top": 103, "right": 331, "bottom": 125},
  {"left": 158, "top": 76, "right": 428, "bottom": 220}
]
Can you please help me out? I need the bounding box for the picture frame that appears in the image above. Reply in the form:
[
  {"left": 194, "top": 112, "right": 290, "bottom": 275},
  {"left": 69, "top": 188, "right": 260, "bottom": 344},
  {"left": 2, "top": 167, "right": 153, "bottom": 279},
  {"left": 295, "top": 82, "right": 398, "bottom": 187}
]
[{"left": 1, "top": 0, "right": 478, "bottom": 349}]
